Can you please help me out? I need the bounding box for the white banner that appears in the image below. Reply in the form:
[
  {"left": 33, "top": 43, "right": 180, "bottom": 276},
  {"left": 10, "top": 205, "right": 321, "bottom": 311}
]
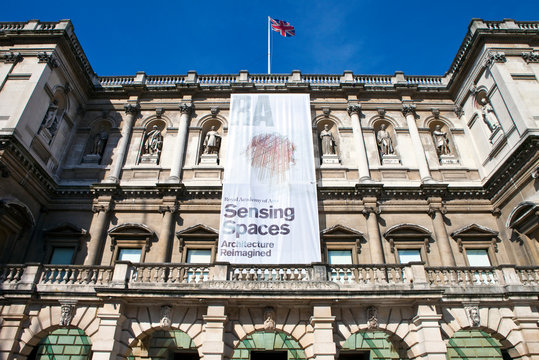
[{"left": 218, "top": 94, "right": 321, "bottom": 264}]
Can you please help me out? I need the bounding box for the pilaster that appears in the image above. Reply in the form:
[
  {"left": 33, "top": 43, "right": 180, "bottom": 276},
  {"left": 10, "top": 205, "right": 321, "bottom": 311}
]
[
  {"left": 309, "top": 305, "right": 336, "bottom": 360},
  {"left": 168, "top": 102, "right": 193, "bottom": 182},
  {"left": 402, "top": 103, "right": 432, "bottom": 183},
  {"left": 428, "top": 198, "right": 456, "bottom": 266},
  {"left": 347, "top": 103, "right": 371, "bottom": 182},
  {"left": 0, "top": 304, "right": 27, "bottom": 360},
  {"left": 363, "top": 198, "right": 384, "bottom": 263},
  {"left": 201, "top": 303, "right": 227, "bottom": 360},
  {"left": 92, "top": 303, "right": 126, "bottom": 360},
  {"left": 410, "top": 305, "right": 447, "bottom": 360},
  {"left": 84, "top": 197, "right": 112, "bottom": 265}
]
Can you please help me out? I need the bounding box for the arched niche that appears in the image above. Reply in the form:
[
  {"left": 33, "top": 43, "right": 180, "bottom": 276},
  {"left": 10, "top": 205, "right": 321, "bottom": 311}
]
[
  {"left": 315, "top": 118, "right": 340, "bottom": 164},
  {"left": 425, "top": 117, "right": 459, "bottom": 164},
  {"left": 82, "top": 119, "right": 113, "bottom": 165},
  {"left": 38, "top": 88, "right": 69, "bottom": 141},
  {"left": 0, "top": 199, "right": 35, "bottom": 263},
  {"left": 198, "top": 117, "right": 224, "bottom": 165},
  {"left": 372, "top": 118, "right": 399, "bottom": 165},
  {"left": 138, "top": 119, "right": 166, "bottom": 165}
]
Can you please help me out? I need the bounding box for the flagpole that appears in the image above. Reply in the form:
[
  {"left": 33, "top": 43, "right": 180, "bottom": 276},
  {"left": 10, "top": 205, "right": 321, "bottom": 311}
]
[{"left": 268, "top": 16, "right": 271, "bottom": 74}]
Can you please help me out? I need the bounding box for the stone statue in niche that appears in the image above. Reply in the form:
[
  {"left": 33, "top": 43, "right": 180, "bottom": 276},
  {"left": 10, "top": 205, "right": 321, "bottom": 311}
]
[
  {"left": 263, "top": 307, "right": 276, "bottom": 332},
  {"left": 39, "top": 101, "right": 60, "bottom": 137},
  {"left": 92, "top": 126, "right": 109, "bottom": 156},
  {"left": 83, "top": 125, "right": 109, "bottom": 164},
  {"left": 320, "top": 124, "right": 336, "bottom": 155},
  {"left": 139, "top": 125, "right": 163, "bottom": 165},
  {"left": 432, "top": 125, "right": 451, "bottom": 156},
  {"left": 480, "top": 98, "right": 499, "bottom": 133},
  {"left": 376, "top": 124, "right": 394, "bottom": 156},
  {"left": 203, "top": 126, "right": 221, "bottom": 155},
  {"left": 143, "top": 125, "right": 163, "bottom": 155}
]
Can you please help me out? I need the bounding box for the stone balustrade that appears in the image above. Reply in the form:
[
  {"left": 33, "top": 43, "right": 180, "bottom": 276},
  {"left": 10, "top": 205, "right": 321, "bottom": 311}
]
[{"left": 1, "top": 263, "right": 538, "bottom": 296}]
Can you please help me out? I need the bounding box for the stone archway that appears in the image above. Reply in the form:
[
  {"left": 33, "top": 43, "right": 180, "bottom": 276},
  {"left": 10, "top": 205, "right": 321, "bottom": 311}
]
[
  {"left": 447, "top": 330, "right": 508, "bottom": 360},
  {"left": 340, "top": 331, "right": 406, "bottom": 360},
  {"left": 127, "top": 329, "right": 198, "bottom": 360},
  {"left": 232, "top": 331, "right": 306, "bottom": 360},
  {"left": 27, "top": 328, "right": 92, "bottom": 360}
]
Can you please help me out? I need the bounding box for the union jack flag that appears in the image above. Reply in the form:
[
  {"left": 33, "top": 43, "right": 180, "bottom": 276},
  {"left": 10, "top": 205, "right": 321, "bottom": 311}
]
[{"left": 270, "top": 17, "right": 295, "bottom": 37}]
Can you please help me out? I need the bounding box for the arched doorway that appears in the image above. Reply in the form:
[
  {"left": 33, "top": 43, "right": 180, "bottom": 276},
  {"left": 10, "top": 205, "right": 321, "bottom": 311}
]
[
  {"left": 127, "top": 330, "right": 199, "bottom": 360},
  {"left": 27, "top": 328, "right": 91, "bottom": 360},
  {"left": 340, "top": 331, "right": 406, "bottom": 360},
  {"left": 232, "top": 331, "right": 306, "bottom": 360},
  {"left": 447, "top": 330, "right": 512, "bottom": 360}
]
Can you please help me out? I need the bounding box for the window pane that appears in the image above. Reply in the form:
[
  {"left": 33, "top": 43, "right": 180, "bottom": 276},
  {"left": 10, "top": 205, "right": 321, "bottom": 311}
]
[
  {"left": 187, "top": 249, "right": 211, "bottom": 264},
  {"left": 49, "top": 247, "right": 75, "bottom": 264},
  {"left": 118, "top": 248, "right": 142, "bottom": 263},
  {"left": 466, "top": 249, "right": 491, "bottom": 267},
  {"left": 398, "top": 249, "right": 421, "bottom": 264},
  {"left": 328, "top": 250, "right": 352, "bottom": 264}
]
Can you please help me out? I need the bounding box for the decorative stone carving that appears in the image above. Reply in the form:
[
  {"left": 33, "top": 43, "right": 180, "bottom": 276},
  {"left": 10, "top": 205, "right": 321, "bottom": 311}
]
[
  {"left": 521, "top": 51, "right": 539, "bottom": 63},
  {"left": 367, "top": 306, "right": 378, "bottom": 329},
  {"left": 124, "top": 103, "right": 139, "bottom": 115},
  {"left": 39, "top": 102, "right": 60, "bottom": 138},
  {"left": 320, "top": 124, "right": 336, "bottom": 156},
  {"left": 203, "top": 126, "right": 221, "bottom": 155},
  {"left": 140, "top": 125, "right": 163, "bottom": 165},
  {"left": 211, "top": 107, "right": 220, "bottom": 116},
  {"left": 485, "top": 51, "right": 506, "bottom": 67},
  {"left": 402, "top": 104, "right": 416, "bottom": 117},
  {"left": 37, "top": 52, "right": 58, "bottom": 68},
  {"left": 179, "top": 103, "right": 193, "bottom": 115},
  {"left": 464, "top": 304, "right": 480, "bottom": 327},
  {"left": 376, "top": 124, "right": 394, "bottom": 156},
  {"left": 322, "top": 107, "right": 331, "bottom": 116},
  {"left": 2, "top": 52, "right": 22, "bottom": 64},
  {"left": 454, "top": 105, "right": 464, "bottom": 118},
  {"left": 83, "top": 125, "right": 109, "bottom": 164},
  {"left": 59, "top": 300, "right": 77, "bottom": 327},
  {"left": 480, "top": 98, "right": 499, "bottom": 133},
  {"left": 347, "top": 104, "right": 361, "bottom": 116},
  {"left": 263, "top": 307, "right": 276, "bottom": 332},
  {"left": 432, "top": 125, "right": 451, "bottom": 156},
  {"left": 160, "top": 305, "right": 172, "bottom": 329},
  {"left": 155, "top": 108, "right": 164, "bottom": 118}
]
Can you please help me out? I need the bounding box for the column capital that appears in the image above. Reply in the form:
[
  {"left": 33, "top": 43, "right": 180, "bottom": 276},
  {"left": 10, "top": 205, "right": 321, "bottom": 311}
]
[
  {"left": 402, "top": 103, "right": 416, "bottom": 116},
  {"left": 123, "top": 103, "right": 139, "bottom": 115},
  {"left": 453, "top": 105, "right": 464, "bottom": 118},
  {"left": 179, "top": 102, "right": 193, "bottom": 115},
  {"left": 2, "top": 52, "right": 22, "bottom": 64},
  {"left": 92, "top": 204, "right": 111, "bottom": 213},
  {"left": 427, "top": 205, "right": 447, "bottom": 218},
  {"left": 37, "top": 51, "right": 58, "bottom": 68},
  {"left": 485, "top": 51, "right": 506, "bottom": 67},
  {"left": 521, "top": 51, "right": 539, "bottom": 63},
  {"left": 347, "top": 103, "right": 362, "bottom": 116},
  {"left": 159, "top": 204, "right": 178, "bottom": 214},
  {"left": 362, "top": 206, "right": 380, "bottom": 217}
]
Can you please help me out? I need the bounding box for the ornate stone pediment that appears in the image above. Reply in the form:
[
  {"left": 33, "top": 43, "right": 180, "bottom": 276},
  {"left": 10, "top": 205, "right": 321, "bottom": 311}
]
[
  {"left": 176, "top": 224, "right": 219, "bottom": 252},
  {"left": 44, "top": 223, "right": 88, "bottom": 238},
  {"left": 321, "top": 224, "right": 364, "bottom": 239},
  {"left": 451, "top": 224, "right": 499, "bottom": 252},
  {"left": 384, "top": 224, "right": 432, "bottom": 253},
  {"left": 108, "top": 223, "right": 156, "bottom": 252}
]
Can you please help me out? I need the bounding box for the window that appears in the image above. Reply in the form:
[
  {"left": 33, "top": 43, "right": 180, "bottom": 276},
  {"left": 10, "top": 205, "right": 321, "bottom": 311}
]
[
  {"left": 398, "top": 249, "right": 421, "bottom": 264},
  {"left": 49, "top": 247, "right": 75, "bottom": 265},
  {"left": 466, "top": 249, "right": 491, "bottom": 267},
  {"left": 186, "top": 249, "right": 211, "bottom": 263},
  {"left": 117, "top": 248, "right": 142, "bottom": 263},
  {"left": 328, "top": 250, "right": 353, "bottom": 265}
]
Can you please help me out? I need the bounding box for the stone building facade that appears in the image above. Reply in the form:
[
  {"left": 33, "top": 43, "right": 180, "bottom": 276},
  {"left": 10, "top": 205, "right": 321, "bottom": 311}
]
[{"left": 0, "top": 18, "right": 538, "bottom": 360}]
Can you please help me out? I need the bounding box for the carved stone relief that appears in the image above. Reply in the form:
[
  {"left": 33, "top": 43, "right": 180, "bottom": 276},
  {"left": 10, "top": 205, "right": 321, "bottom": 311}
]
[
  {"left": 464, "top": 303, "right": 480, "bottom": 327},
  {"left": 160, "top": 305, "right": 172, "bottom": 329},
  {"left": 367, "top": 306, "right": 378, "bottom": 329},
  {"left": 59, "top": 300, "right": 77, "bottom": 327},
  {"left": 263, "top": 306, "right": 276, "bottom": 332}
]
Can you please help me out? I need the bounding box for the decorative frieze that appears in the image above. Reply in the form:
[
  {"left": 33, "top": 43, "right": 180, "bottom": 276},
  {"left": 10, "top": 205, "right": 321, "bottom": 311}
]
[
  {"left": 2, "top": 52, "right": 22, "bottom": 64},
  {"left": 521, "top": 51, "right": 539, "bottom": 63},
  {"left": 37, "top": 52, "right": 58, "bottom": 68}
]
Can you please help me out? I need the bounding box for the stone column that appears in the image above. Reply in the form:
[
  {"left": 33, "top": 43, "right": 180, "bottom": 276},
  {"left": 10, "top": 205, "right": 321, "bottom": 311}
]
[
  {"left": 84, "top": 200, "right": 112, "bottom": 265},
  {"left": 92, "top": 302, "right": 127, "bottom": 360},
  {"left": 309, "top": 304, "right": 336, "bottom": 360},
  {"left": 402, "top": 104, "right": 432, "bottom": 182},
  {"left": 512, "top": 305, "right": 539, "bottom": 358},
  {"left": 428, "top": 199, "right": 456, "bottom": 266},
  {"left": 347, "top": 104, "right": 371, "bottom": 182},
  {"left": 410, "top": 305, "right": 447, "bottom": 360},
  {"left": 156, "top": 203, "right": 177, "bottom": 263},
  {"left": 201, "top": 303, "right": 227, "bottom": 360},
  {"left": 0, "top": 304, "right": 27, "bottom": 360},
  {"left": 168, "top": 103, "right": 193, "bottom": 182},
  {"left": 363, "top": 199, "right": 384, "bottom": 263},
  {"left": 106, "top": 104, "right": 139, "bottom": 183}
]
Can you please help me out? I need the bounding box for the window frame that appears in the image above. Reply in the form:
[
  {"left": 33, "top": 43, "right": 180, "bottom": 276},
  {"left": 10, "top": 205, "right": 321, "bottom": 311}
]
[
  {"left": 176, "top": 224, "right": 219, "bottom": 264},
  {"left": 108, "top": 224, "right": 155, "bottom": 265},
  {"left": 451, "top": 224, "right": 499, "bottom": 266},
  {"left": 384, "top": 224, "right": 432, "bottom": 265},
  {"left": 321, "top": 224, "right": 365, "bottom": 265}
]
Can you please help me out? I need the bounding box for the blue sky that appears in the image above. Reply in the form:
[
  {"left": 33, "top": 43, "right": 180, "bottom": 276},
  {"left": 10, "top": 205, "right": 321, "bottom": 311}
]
[{"left": 3, "top": 0, "right": 539, "bottom": 76}]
